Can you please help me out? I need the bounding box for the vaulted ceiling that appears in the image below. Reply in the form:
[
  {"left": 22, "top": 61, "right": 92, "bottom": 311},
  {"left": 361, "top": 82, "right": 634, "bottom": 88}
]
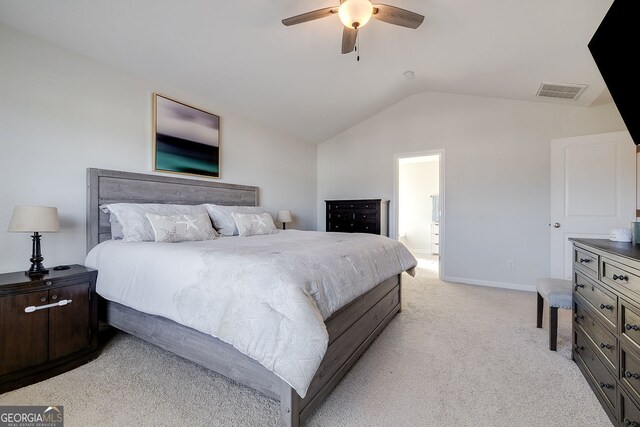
[{"left": 0, "top": 0, "right": 613, "bottom": 144}]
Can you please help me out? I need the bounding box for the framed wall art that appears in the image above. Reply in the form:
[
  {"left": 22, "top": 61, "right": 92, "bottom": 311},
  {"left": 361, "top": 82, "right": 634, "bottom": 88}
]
[{"left": 153, "top": 93, "right": 220, "bottom": 178}]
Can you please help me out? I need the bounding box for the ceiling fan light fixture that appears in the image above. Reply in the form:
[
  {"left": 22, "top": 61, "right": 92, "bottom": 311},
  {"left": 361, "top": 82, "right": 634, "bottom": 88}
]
[{"left": 338, "top": 0, "right": 374, "bottom": 29}]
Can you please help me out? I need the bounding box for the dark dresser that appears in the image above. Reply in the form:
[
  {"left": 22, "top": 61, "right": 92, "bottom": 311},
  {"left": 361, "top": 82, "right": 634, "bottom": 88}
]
[
  {"left": 570, "top": 238, "right": 640, "bottom": 426},
  {"left": 325, "top": 199, "right": 389, "bottom": 236}
]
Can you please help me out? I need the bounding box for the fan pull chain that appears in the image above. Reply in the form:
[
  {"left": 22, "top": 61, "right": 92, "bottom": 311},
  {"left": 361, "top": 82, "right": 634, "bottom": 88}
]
[{"left": 356, "top": 36, "right": 360, "bottom": 62}]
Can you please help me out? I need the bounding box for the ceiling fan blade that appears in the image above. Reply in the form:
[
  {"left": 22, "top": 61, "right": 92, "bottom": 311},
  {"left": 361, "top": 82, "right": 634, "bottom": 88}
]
[
  {"left": 341, "top": 27, "right": 358, "bottom": 54},
  {"left": 372, "top": 4, "right": 424, "bottom": 29},
  {"left": 282, "top": 7, "right": 337, "bottom": 26}
]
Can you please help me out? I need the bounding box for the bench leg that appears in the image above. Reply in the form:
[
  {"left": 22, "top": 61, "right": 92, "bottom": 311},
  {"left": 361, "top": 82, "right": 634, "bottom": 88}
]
[
  {"left": 536, "top": 292, "right": 543, "bottom": 328},
  {"left": 549, "top": 307, "right": 558, "bottom": 351}
]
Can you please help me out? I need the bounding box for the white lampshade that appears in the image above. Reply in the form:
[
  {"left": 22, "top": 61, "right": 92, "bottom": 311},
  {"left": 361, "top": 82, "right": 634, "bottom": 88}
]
[
  {"left": 277, "top": 210, "right": 293, "bottom": 223},
  {"left": 338, "top": 0, "right": 374, "bottom": 29},
  {"left": 8, "top": 206, "right": 60, "bottom": 233}
]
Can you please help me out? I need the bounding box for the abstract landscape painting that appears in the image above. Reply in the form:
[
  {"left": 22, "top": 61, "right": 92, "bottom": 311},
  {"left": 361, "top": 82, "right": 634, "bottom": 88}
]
[{"left": 153, "top": 94, "right": 220, "bottom": 178}]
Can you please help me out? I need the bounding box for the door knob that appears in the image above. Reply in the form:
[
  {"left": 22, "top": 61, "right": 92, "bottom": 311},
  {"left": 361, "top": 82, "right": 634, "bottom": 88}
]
[{"left": 552, "top": 223, "right": 561, "bottom": 228}]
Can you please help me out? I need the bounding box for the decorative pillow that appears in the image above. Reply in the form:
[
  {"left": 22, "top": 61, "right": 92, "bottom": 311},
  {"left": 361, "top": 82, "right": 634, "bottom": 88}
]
[
  {"left": 100, "top": 203, "right": 209, "bottom": 242},
  {"left": 203, "top": 204, "right": 264, "bottom": 236},
  {"left": 145, "top": 213, "right": 218, "bottom": 243},
  {"left": 109, "top": 214, "right": 124, "bottom": 240},
  {"left": 231, "top": 212, "right": 277, "bottom": 237}
]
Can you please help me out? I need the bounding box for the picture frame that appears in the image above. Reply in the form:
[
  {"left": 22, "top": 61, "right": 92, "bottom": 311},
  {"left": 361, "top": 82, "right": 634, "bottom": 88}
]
[{"left": 153, "top": 93, "right": 220, "bottom": 178}]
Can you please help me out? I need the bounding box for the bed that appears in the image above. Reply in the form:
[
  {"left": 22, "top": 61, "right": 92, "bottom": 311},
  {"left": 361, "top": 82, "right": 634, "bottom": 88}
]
[{"left": 86, "top": 168, "right": 415, "bottom": 426}]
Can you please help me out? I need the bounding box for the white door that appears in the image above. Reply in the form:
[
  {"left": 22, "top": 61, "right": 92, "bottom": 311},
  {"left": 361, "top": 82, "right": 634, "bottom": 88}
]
[{"left": 550, "top": 131, "right": 636, "bottom": 279}]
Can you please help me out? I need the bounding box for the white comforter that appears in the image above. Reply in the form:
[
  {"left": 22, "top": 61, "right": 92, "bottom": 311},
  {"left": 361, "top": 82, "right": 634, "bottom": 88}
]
[{"left": 85, "top": 230, "right": 416, "bottom": 397}]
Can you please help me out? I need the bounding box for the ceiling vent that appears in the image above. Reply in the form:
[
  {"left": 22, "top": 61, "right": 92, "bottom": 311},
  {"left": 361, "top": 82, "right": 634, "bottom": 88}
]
[{"left": 536, "top": 82, "right": 588, "bottom": 100}]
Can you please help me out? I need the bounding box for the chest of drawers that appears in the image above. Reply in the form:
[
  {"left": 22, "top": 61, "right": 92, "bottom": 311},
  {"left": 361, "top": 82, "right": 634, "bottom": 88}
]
[
  {"left": 325, "top": 199, "right": 389, "bottom": 236},
  {"left": 571, "top": 238, "right": 640, "bottom": 426}
]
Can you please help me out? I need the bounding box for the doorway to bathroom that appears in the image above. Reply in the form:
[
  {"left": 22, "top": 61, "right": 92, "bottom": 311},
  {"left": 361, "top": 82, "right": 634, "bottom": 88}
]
[{"left": 395, "top": 151, "right": 444, "bottom": 277}]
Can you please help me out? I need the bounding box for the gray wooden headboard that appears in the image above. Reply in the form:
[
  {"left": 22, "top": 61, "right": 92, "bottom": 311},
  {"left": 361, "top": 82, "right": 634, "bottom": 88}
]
[{"left": 86, "top": 168, "right": 259, "bottom": 253}]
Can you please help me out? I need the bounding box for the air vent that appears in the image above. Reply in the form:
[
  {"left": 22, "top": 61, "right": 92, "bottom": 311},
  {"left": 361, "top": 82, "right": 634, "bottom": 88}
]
[{"left": 536, "top": 82, "right": 588, "bottom": 100}]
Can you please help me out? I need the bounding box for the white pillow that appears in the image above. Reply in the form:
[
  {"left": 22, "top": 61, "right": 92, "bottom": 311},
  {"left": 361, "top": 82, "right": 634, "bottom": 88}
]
[
  {"left": 100, "top": 203, "right": 209, "bottom": 242},
  {"left": 146, "top": 213, "right": 218, "bottom": 243},
  {"left": 231, "top": 212, "right": 277, "bottom": 237},
  {"left": 203, "top": 204, "right": 264, "bottom": 236}
]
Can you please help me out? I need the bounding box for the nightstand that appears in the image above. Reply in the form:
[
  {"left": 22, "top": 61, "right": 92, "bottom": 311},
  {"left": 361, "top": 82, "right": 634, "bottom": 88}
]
[{"left": 0, "top": 265, "right": 98, "bottom": 393}]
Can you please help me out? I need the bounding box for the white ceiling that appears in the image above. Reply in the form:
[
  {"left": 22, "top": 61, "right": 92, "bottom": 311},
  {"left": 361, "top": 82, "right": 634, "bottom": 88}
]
[{"left": 0, "top": 0, "right": 613, "bottom": 144}]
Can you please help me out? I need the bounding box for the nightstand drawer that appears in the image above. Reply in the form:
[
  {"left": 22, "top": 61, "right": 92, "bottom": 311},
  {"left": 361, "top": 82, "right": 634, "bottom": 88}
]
[
  {"left": 0, "top": 291, "right": 49, "bottom": 376},
  {"left": 574, "top": 272, "right": 617, "bottom": 330}
]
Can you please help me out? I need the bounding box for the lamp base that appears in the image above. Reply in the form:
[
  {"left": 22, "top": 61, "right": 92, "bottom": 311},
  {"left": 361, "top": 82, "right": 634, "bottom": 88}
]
[
  {"left": 25, "top": 267, "right": 49, "bottom": 277},
  {"left": 26, "top": 232, "right": 49, "bottom": 276}
]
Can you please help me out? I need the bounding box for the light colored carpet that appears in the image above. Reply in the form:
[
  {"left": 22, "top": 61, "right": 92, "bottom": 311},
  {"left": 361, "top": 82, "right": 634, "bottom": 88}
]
[{"left": 0, "top": 266, "right": 612, "bottom": 426}]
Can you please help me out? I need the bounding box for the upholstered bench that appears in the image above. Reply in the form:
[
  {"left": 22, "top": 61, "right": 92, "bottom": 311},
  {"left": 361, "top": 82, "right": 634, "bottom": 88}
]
[{"left": 536, "top": 278, "right": 573, "bottom": 351}]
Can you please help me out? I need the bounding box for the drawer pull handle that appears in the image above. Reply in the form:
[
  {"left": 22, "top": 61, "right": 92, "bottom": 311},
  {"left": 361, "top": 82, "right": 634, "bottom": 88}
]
[
  {"left": 574, "top": 314, "right": 584, "bottom": 320},
  {"left": 40, "top": 296, "right": 46, "bottom": 302},
  {"left": 600, "top": 343, "right": 613, "bottom": 350},
  {"left": 626, "top": 324, "right": 640, "bottom": 331},
  {"left": 45, "top": 281, "right": 52, "bottom": 286},
  {"left": 599, "top": 382, "right": 613, "bottom": 389},
  {"left": 572, "top": 344, "right": 584, "bottom": 351},
  {"left": 24, "top": 299, "right": 72, "bottom": 313},
  {"left": 613, "top": 274, "right": 629, "bottom": 281},
  {"left": 599, "top": 303, "right": 613, "bottom": 310},
  {"left": 625, "top": 371, "right": 640, "bottom": 380},
  {"left": 579, "top": 258, "right": 591, "bottom": 263},
  {"left": 575, "top": 284, "right": 585, "bottom": 289},
  {"left": 625, "top": 418, "right": 639, "bottom": 426}
]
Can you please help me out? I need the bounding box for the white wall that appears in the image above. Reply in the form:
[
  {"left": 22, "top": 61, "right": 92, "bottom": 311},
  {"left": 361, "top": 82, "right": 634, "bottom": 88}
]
[
  {"left": 398, "top": 160, "right": 439, "bottom": 254},
  {"left": 318, "top": 91, "right": 626, "bottom": 290},
  {"left": 0, "top": 24, "right": 317, "bottom": 273}
]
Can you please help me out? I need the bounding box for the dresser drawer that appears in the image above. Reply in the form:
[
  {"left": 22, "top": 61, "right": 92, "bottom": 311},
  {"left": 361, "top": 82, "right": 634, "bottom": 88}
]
[
  {"left": 620, "top": 388, "right": 640, "bottom": 427},
  {"left": 353, "top": 223, "right": 378, "bottom": 234},
  {"left": 327, "top": 211, "right": 352, "bottom": 221},
  {"left": 574, "top": 330, "right": 617, "bottom": 413},
  {"left": 327, "top": 219, "right": 352, "bottom": 232},
  {"left": 353, "top": 212, "right": 377, "bottom": 222},
  {"left": 622, "top": 346, "right": 640, "bottom": 404},
  {"left": 602, "top": 258, "right": 640, "bottom": 297},
  {"left": 574, "top": 300, "right": 617, "bottom": 372},
  {"left": 622, "top": 300, "right": 640, "bottom": 354},
  {"left": 574, "top": 246, "right": 599, "bottom": 280},
  {"left": 574, "top": 272, "right": 617, "bottom": 330}
]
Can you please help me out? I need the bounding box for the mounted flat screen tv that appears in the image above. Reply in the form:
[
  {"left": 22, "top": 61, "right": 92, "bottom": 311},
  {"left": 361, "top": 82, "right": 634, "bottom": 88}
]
[{"left": 588, "top": 0, "right": 640, "bottom": 145}]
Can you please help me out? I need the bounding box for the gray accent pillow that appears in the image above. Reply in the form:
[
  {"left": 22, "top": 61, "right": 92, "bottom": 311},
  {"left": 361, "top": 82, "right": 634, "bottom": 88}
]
[
  {"left": 109, "top": 214, "right": 124, "bottom": 240},
  {"left": 146, "top": 213, "right": 218, "bottom": 243},
  {"left": 100, "top": 203, "right": 209, "bottom": 242},
  {"left": 203, "top": 204, "right": 264, "bottom": 236},
  {"left": 231, "top": 212, "right": 277, "bottom": 237}
]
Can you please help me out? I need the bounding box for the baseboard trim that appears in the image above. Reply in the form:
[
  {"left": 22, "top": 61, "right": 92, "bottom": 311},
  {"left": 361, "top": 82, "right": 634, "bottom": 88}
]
[
  {"left": 442, "top": 276, "right": 536, "bottom": 293},
  {"left": 409, "top": 249, "right": 434, "bottom": 256}
]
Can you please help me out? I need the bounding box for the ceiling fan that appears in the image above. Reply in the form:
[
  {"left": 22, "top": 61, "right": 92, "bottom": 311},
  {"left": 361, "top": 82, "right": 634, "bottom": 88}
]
[{"left": 282, "top": 0, "right": 424, "bottom": 55}]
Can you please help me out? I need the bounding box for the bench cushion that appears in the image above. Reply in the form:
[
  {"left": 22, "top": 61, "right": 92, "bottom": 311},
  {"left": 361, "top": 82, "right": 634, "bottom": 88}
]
[{"left": 536, "top": 278, "right": 573, "bottom": 309}]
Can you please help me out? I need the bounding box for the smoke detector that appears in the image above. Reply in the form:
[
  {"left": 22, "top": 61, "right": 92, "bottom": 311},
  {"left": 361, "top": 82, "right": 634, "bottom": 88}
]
[{"left": 536, "top": 82, "right": 588, "bottom": 100}]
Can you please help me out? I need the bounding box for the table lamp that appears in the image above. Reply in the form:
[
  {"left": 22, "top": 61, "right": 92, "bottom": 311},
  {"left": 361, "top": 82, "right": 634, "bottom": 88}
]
[
  {"left": 276, "top": 210, "right": 292, "bottom": 230},
  {"left": 8, "top": 206, "right": 60, "bottom": 276}
]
